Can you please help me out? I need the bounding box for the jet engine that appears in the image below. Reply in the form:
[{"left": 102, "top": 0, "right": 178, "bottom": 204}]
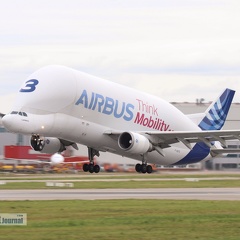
[
  {"left": 30, "top": 134, "right": 66, "bottom": 154},
  {"left": 118, "top": 132, "right": 152, "bottom": 154}
]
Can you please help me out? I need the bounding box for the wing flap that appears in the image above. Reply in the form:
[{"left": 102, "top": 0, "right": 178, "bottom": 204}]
[{"left": 145, "top": 130, "right": 240, "bottom": 146}]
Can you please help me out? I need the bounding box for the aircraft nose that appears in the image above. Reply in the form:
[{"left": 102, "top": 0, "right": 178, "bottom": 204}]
[
  {"left": 2, "top": 114, "right": 15, "bottom": 131},
  {"left": 2, "top": 113, "right": 30, "bottom": 133}
]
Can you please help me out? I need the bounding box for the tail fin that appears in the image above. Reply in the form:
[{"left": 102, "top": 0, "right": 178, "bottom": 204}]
[{"left": 198, "top": 88, "right": 235, "bottom": 130}]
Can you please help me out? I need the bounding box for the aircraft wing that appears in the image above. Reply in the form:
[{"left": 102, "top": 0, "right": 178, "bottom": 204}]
[
  {"left": 210, "top": 148, "right": 240, "bottom": 154},
  {"left": 105, "top": 129, "right": 240, "bottom": 154},
  {"left": 144, "top": 130, "right": 240, "bottom": 148}
]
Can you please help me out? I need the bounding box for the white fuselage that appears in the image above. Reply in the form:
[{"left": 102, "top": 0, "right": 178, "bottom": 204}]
[{"left": 2, "top": 65, "right": 211, "bottom": 165}]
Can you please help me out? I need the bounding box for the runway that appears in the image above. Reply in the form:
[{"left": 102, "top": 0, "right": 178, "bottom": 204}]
[{"left": 1, "top": 188, "right": 240, "bottom": 200}]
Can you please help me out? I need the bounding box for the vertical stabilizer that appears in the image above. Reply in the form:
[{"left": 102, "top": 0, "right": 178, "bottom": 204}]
[{"left": 198, "top": 88, "right": 235, "bottom": 130}]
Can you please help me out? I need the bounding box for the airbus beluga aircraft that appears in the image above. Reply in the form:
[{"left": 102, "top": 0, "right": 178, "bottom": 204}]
[{"left": 2, "top": 65, "right": 240, "bottom": 174}]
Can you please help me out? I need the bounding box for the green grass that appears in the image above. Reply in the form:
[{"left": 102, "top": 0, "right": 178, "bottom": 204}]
[
  {"left": 1, "top": 172, "right": 240, "bottom": 181},
  {"left": 0, "top": 200, "right": 240, "bottom": 240},
  {"left": 1, "top": 179, "right": 240, "bottom": 189},
  {"left": 1, "top": 173, "right": 240, "bottom": 239}
]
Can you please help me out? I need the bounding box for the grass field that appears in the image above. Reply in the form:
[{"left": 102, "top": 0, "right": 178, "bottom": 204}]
[
  {"left": 1, "top": 179, "right": 240, "bottom": 189},
  {"left": 0, "top": 199, "right": 240, "bottom": 240},
  {"left": 1, "top": 173, "right": 240, "bottom": 239},
  {"left": 1, "top": 172, "right": 240, "bottom": 180},
  {"left": 1, "top": 171, "right": 240, "bottom": 190}
]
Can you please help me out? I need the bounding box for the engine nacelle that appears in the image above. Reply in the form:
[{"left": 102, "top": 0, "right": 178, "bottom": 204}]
[
  {"left": 30, "top": 135, "right": 66, "bottom": 154},
  {"left": 118, "top": 132, "right": 152, "bottom": 154}
]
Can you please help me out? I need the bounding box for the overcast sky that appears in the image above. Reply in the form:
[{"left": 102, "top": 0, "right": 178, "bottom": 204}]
[{"left": 0, "top": 0, "right": 240, "bottom": 113}]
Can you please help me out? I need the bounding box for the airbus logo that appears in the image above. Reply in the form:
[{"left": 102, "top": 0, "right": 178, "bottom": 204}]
[{"left": 75, "top": 89, "right": 135, "bottom": 121}]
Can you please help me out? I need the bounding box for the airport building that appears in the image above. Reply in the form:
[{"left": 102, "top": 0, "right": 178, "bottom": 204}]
[{"left": 0, "top": 100, "right": 240, "bottom": 171}]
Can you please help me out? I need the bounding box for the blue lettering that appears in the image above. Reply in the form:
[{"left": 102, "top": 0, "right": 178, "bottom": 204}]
[
  {"left": 102, "top": 97, "right": 114, "bottom": 115},
  {"left": 124, "top": 104, "right": 134, "bottom": 121},
  {"left": 75, "top": 89, "right": 135, "bottom": 121},
  {"left": 75, "top": 89, "right": 88, "bottom": 108},
  {"left": 92, "top": 94, "right": 104, "bottom": 112},
  {"left": 88, "top": 92, "right": 95, "bottom": 109},
  {"left": 114, "top": 100, "right": 125, "bottom": 118}
]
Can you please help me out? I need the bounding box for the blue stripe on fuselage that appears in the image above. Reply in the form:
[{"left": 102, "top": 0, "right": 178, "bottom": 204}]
[{"left": 174, "top": 142, "right": 210, "bottom": 165}]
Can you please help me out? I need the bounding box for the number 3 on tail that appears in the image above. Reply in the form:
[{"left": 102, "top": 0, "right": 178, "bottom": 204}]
[{"left": 20, "top": 79, "right": 39, "bottom": 92}]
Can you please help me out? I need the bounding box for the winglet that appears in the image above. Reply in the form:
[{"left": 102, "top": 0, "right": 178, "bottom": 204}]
[{"left": 198, "top": 88, "right": 235, "bottom": 130}]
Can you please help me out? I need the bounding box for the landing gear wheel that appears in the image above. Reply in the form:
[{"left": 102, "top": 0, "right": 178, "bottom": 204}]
[
  {"left": 146, "top": 165, "right": 153, "bottom": 174},
  {"left": 141, "top": 164, "right": 147, "bottom": 174},
  {"left": 94, "top": 165, "right": 100, "bottom": 173},
  {"left": 83, "top": 163, "right": 89, "bottom": 172},
  {"left": 135, "top": 163, "right": 153, "bottom": 174},
  {"left": 83, "top": 163, "right": 100, "bottom": 173},
  {"left": 135, "top": 163, "right": 141, "bottom": 173},
  {"left": 89, "top": 164, "right": 94, "bottom": 173},
  {"left": 88, "top": 163, "right": 94, "bottom": 173}
]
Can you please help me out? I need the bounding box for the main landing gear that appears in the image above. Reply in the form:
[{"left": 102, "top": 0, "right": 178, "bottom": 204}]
[
  {"left": 135, "top": 163, "right": 153, "bottom": 174},
  {"left": 135, "top": 154, "right": 153, "bottom": 174},
  {"left": 83, "top": 147, "right": 101, "bottom": 173}
]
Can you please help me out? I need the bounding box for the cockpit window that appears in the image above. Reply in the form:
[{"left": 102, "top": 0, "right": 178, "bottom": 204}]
[
  {"left": 11, "top": 111, "right": 18, "bottom": 115},
  {"left": 10, "top": 111, "right": 28, "bottom": 117}
]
